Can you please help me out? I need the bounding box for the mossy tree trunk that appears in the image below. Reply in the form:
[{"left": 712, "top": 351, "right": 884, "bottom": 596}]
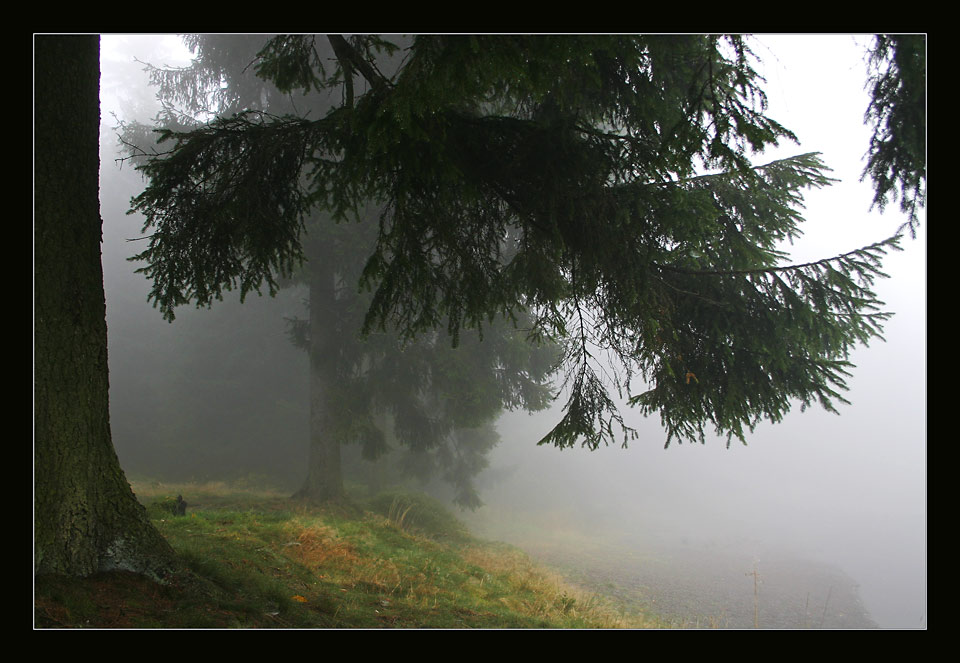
[{"left": 34, "top": 35, "right": 174, "bottom": 578}]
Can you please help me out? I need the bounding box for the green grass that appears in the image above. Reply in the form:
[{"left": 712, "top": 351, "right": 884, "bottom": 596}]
[{"left": 34, "top": 481, "right": 660, "bottom": 629}]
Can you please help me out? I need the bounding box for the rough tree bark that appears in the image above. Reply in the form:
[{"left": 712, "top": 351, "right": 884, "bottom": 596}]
[{"left": 34, "top": 35, "right": 174, "bottom": 578}]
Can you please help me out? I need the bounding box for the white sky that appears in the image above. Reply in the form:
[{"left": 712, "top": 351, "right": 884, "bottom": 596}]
[{"left": 747, "top": 35, "right": 926, "bottom": 627}]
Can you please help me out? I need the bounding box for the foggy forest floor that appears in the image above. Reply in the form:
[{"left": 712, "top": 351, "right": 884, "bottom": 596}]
[
  {"left": 462, "top": 509, "right": 878, "bottom": 629},
  {"left": 34, "top": 481, "right": 877, "bottom": 629},
  {"left": 34, "top": 482, "right": 665, "bottom": 629}
]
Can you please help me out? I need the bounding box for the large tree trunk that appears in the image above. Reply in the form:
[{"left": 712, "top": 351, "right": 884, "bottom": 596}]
[
  {"left": 294, "top": 245, "right": 345, "bottom": 502},
  {"left": 34, "top": 35, "right": 174, "bottom": 578}
]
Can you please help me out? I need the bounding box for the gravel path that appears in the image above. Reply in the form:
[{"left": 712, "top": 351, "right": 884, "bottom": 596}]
[{"left": 508, "top": 535, "right": 877, "bottom": 629}]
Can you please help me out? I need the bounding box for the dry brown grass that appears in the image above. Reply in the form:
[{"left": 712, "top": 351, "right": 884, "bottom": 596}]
[
  {"left": 279, "top": 519, "right": 409, "bottom": 599},
  {"left": 281, "top": 520, "right": 359, "bottom": 569},
  {"left": 461, "top": 544, "right": 656, "bottom": 628}
]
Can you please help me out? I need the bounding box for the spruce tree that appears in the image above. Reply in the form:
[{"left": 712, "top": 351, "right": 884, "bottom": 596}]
[
  {"left": 123, "top": 34, "right": 555, "bottom": 505},
  {"left": 128, "top": 34, "right": 912, "bottom": 455}
]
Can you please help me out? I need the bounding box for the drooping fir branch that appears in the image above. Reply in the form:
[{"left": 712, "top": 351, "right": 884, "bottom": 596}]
[
  {"left": 538, "top": 358, "right": 637, "bottom": 450},
  {"left": 533, "top": 157, "right": 898, "bottom": 451},
  {"left": 654, "top": 233, "right": 900, "bottom": 280},
  {"left": 128, "top": 112, "right": 336, "bottom": 321},
  {"left": 616, "top": 231, "right": 899, "bottom": 447},
  {"left": 862, "top": 34, "right": 926, "bottom": 234}
]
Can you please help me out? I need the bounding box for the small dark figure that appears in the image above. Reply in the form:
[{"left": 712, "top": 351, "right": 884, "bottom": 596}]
[{"left": 175, "top": 494, "right": 187, "bottom": 516}]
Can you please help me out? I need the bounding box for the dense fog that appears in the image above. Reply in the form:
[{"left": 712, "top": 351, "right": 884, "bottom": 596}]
[{"left": 97, "top": 35, "right": 925, "bottom": 628}]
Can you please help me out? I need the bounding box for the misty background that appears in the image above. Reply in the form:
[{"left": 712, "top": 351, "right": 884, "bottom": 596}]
[{"left": 97, "top": 35, "right": 925, "bottom": 628}]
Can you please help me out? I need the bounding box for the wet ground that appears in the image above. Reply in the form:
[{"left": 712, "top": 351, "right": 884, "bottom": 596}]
[
  {"left": 462, "top": 506, "right": 877, "bottom": 629},
  {"left": 512, "top": 534, "right": 877, "bottom": 629}
]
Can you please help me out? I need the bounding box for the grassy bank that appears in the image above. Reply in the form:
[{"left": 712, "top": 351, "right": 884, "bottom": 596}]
[{"left": 34, "top": 481, "right": 661, "bottom": 629}]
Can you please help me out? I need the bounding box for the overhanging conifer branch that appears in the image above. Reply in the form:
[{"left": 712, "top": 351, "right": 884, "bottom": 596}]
[
  {"left": 327, "top": 35, "right": 391, "bottom": 93},
  {"left": 125, "top": 34, "right": 913, "bottom": 452},
  {"left": 652, "top": 234, "right": 902, "bottom": 277}
]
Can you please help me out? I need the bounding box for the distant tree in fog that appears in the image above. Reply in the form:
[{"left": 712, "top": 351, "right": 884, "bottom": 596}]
[{"left": 121, "top": 35, "right": 555, "bottom": 506}]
